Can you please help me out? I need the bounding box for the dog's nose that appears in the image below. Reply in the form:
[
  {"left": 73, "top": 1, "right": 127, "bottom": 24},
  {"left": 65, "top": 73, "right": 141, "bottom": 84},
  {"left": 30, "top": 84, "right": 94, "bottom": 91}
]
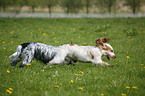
[{"left": 112, "top": 55, "right": 116, "bottom": 59}]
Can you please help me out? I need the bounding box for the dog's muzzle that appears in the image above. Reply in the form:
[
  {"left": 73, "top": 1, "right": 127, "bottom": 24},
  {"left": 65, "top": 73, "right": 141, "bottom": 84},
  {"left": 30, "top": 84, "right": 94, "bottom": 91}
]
[
  {"left": 112, "top": 55, "right": 116, "bottom": 59},
  {"left": 106, "top": 55, "right": 116, "bottom": 61}
]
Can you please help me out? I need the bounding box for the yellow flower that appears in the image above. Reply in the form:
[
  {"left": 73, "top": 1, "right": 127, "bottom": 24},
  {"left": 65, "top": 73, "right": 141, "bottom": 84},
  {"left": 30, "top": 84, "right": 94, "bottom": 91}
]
[
  {"left": 5, "top": 56, "right": 8, "bottom": 57},
  {"left": 122, "top": 94, "right": 126, "bottom": 96},
  {"left": 78, "top": 87, "right": 83, "bottom": 90},
  {"left": 59, "top": 83, "right": 62, "bottom": 85},
  {"left": 32, "top": 61, "right": 34, "bottom": 62},
  {"left": 54, "top": 85, "right": 59, "bottom": 88},
  {"left": 70, "top": 80, "right": 73, "bottom": 83},
  {"left": 9, "top": 88, "right": 13, "bottom": 90},
  {"left": 7, "top": 70, "right": 10, "bottom": 73},
  {"left": 11, "top": 41, "right": 13, "bottom": 44},
  {"left": 72, "top": 28, "right": 75, "bottom": 31},
  {"left": 101, "top": 94, "right": 104, "bottom": 96},
  {"left": 6, "top": 89, "right": 12, "bottom": 94},
  {"left": 126, "top": 56, "right": 130, "bottom": 58},
  {"left": 79, "top": 71, "right": 84, "bottom": 74},
  {"left": 26, "top": 63, "right": 31, "bottom": 66},
  {"left": 126, "top": 86, "right": 130, "bottom": 89},
  {"left": 2, "top": 41, "right": 5, "bottom": 43},
  {"left": 141, "top": 64, "right": 143, "bottom": 66},
  {"left": 10, "top": 31, "right": 14, "bottom": 34},
  {"left": 3, "top": 47, "right": 6, "bottom": 50},
  {"left": 144, "top": 67, "right": 145, "bottom": 68},
  {"left": 132, "top": 86, "right": 137, "bottom": 89},
  {"left": 83, "top": 42, "right": 86, "bottom": 44},
  {"left": 55, "top": 41, "right": 59, "bottom": 43},
  {"left": 75, "top": 74, "right": 78, "bottom": 76},
  {"left": 52, "top": 32, "right": 54, "bottom": 34},
  {"left": 79, "top": 74, "right": 82, "bottom": 76},
  {"left": 78, "top": 36, "right": 80, "bottom": 38}
]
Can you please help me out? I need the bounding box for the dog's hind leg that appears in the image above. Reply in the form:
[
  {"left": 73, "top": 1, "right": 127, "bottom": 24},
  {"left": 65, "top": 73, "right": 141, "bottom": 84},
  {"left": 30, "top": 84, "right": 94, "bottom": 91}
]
[
  {"left": 9, "top": 45, "right": 22, "bottom": 66},
  {"left": 20, "top": 50, "right": 34, "bottom": 67}
]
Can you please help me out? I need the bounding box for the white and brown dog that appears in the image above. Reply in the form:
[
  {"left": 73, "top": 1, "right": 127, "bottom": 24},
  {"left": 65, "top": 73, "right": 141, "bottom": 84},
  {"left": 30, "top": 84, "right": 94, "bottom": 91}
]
[{"left": 48, "top": 37, "right": 116, "bottom": 66}]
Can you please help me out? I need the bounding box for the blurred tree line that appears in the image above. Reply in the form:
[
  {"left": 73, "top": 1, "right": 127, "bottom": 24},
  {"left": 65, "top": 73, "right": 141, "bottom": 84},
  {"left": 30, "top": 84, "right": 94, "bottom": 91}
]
[{"left": 0, "top": 0, "right": 144, "bottom": 14}]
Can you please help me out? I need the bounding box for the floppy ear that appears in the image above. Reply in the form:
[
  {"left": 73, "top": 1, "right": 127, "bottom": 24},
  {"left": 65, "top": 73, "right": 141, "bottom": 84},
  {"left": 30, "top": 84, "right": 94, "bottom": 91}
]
[
  {"left": 101, "top": 37, "right": 110, "bottom": 43},
  {"left": 96, "top": 39, "right": 104, "bottom": 47}
]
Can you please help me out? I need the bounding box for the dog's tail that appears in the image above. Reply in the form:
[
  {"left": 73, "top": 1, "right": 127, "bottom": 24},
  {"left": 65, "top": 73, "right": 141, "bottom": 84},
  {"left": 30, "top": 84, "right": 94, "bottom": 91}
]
[{"left": 9, "top": 45, "right": 22, "bottom": 66}]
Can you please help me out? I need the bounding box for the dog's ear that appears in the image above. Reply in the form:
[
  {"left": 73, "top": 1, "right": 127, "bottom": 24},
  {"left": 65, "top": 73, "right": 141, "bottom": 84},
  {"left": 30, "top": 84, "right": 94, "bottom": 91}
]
[
  {"left": 101, "top": 37, "right": 110, "bottom": 43},
  {"left": 96, "top": 39, "right": 104, "bottom": 47}
]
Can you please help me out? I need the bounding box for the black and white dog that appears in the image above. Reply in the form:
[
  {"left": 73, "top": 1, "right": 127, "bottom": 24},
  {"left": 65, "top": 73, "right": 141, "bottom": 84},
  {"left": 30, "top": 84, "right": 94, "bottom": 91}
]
[{"left": 9, "top": 42, "right": 75, "bottom": 67}]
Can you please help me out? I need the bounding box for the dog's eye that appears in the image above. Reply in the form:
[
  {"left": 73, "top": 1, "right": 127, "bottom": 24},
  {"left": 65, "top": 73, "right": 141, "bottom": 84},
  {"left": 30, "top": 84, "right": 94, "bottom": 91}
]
[{"left": 111, "top": 50, "right": 113, "bottom": 52}]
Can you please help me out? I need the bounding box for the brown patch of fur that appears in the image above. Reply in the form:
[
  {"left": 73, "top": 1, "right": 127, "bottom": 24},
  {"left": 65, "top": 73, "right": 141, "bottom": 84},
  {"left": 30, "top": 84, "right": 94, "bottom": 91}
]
[
  {"left": 90, "top": 52, "right": 94, "bottom": 59},
  {"left": 104, "top": 45, "right": 112, "bottom": 51},
  {"left": 101, "top": 37, "right": 110, "bottom": 43},
  {"left": 69, "top": 43, "right": 74, "bottom": 46},
  {"left": 96, "top": 39, "right": 104, "bottom": 47}
]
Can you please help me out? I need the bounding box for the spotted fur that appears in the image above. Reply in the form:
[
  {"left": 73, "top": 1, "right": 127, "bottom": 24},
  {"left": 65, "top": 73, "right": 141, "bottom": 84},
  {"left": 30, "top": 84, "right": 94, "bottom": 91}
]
[{"left": 9, "top": 42, "right": 59, "bottom": 67}]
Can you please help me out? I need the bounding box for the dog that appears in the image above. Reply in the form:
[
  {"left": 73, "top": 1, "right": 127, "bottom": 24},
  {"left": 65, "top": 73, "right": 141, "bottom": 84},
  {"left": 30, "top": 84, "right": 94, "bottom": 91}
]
[
  {"left": 9, "top": 42, "right": 74, "bottom": 67},
  {"left": 47, "top": 37, "right": 116, "bottom": 66}
]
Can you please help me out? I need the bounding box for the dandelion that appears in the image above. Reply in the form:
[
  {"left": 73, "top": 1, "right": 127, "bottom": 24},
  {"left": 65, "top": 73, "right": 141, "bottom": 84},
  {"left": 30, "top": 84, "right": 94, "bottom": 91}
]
[
  {"left": 26, "top": 63, "right": 31, "bottom": 66},
  {"left": 43, "top": 33, "right": 48, "bottom": 36},
  {"left": 3, "top": 47, "right": 6, "bottom": 50},
  {"left": 52, "top": 32, "right": 54, "bottom": 34},
  {"left": 10, "top": 31, "right": 14, "bottom": 34},
  {"left": 78, "top": 87, "right": 83, "bottom": 90},
  {"left": 2, "top": 41, "right": 5, "bottom": 43},
  {"left": 72, "top": 28, "right": 76, "bottom": 31},
  {"left": 79, "top": 74, "right": 82, "bottom": 76},
  {"left": 122, "top": 94, "right": 126, "bottom": 96},
  {"left": 59, "top": 83, "right": 62, "bottom": 85},
  {"left": 11, "top": 41, "right": 13, "bottom": 44},
  {"left": 5, "top": 56, "right": 8, "bottom": 57},
  {"left": 55, "top": 41, "right": 59, "bottom": 43},
  {"left": 101, "top": 94, "right": 104, "bottom": 96},
  {"left": 9, "top": 88, "right": 13, "bottom": 91},
  {"left": 144, "top": 67, "right": 145, "bottom": 68},
  {"left": 70, "top": 80, "right": 73, "bottom": 83},
  {"left": 141, "top": 64, "right": 143, "bottom": 66},
  {"left": 78, "top": 36, "right": 80, "bottom": 38},
  {"left": 75, "top": 74, "right": 78, "bottom": 76},
  {"left": 132, "top": 86, "right": 137, "bottom": 89},
  {"left": 54, "top": 85, "right": 59, "bottom": 88},
  {"left": 6, "top": 89, "right": 12, "bottom": 94},
  {"left": 7, "top": 70, "right": 10, "bottom": 73},
  {"left": 79, "top": 71, "right": 84, "bottom": 74},
  {"left": 83, "top": 42, "right": 86, "bottom": 44},
  {"left": 126, "top": 56, "right": 130, "bottom": 58},
  {"left": 126, "top": 86, "right": 130, "bottom": 89}
]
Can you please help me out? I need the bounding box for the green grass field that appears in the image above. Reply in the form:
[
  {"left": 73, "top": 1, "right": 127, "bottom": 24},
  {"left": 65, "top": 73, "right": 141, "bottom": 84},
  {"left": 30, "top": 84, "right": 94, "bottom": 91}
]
[{"left": 0, "top": 17, "right": 145, "bottom": 96}]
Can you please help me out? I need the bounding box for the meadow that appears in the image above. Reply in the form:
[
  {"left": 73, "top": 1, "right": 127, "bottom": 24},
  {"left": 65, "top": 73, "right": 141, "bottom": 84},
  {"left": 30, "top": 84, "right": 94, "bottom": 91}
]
[{"left": 0, "top": 17, "right": 145, "bottom": 96}]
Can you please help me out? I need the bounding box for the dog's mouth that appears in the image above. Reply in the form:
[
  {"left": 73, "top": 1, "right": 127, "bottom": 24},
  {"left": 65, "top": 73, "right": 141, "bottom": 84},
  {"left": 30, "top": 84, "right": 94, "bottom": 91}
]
[
  {"left": 106, "top": 55, "right": 116, "bottom": 60},
  {"left": 106, "top": 55, "right": 111, "bottom": 61}
]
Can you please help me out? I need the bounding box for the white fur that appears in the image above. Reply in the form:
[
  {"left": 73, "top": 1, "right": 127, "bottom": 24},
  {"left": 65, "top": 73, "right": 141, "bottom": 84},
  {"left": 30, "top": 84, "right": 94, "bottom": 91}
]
[{"left": 48, "top": 43, "right": 116, "bottom": 66}]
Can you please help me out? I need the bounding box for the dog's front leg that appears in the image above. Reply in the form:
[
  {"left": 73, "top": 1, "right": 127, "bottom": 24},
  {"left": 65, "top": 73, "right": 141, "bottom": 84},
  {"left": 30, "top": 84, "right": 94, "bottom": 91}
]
[{"left": 89, "top": 59, "right": 114, "bottom": 67}]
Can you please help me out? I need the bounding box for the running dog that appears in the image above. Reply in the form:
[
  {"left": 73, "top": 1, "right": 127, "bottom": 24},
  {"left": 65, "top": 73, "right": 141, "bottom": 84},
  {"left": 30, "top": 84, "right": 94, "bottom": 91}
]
[
  {"left": 9, "top": 42, "right": 74, "bottom": 67},
  {"left": 47, "top": 37, "right": 116, "bottom": 66}
]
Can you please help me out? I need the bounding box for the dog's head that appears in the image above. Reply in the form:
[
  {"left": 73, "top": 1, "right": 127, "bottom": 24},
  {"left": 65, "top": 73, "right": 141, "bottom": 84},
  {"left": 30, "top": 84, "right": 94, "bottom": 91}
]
[{"left": 96, "top": 37, "right": 116, "bottom": 60}]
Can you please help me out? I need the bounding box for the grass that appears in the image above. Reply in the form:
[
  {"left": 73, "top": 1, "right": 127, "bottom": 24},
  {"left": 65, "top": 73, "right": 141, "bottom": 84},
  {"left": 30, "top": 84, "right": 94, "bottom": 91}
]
[{"left": 0, "top": 17, "right": 145, "bottom": 96}]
